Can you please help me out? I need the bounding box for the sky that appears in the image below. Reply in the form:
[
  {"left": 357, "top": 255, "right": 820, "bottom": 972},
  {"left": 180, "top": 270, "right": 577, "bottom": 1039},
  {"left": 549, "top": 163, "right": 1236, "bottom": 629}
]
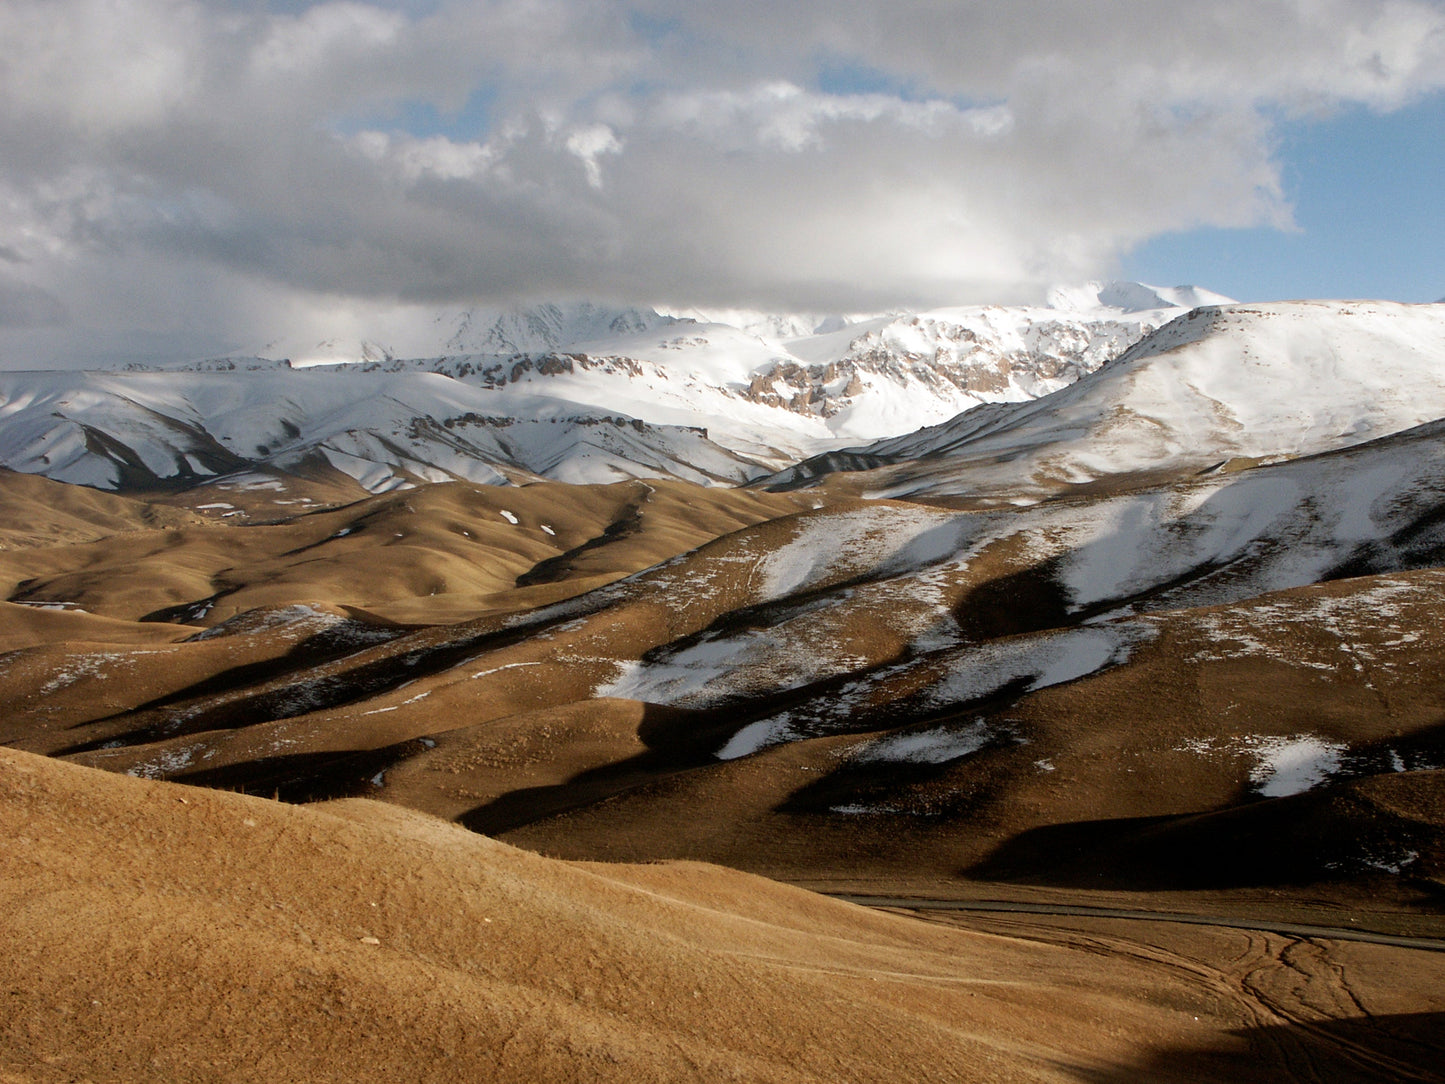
[
  {"left": 1124, "top": 93, "right": 1445, "bottom": 303},
  {"left": 0, "top": 0, "right": 1442, "bottom": 368}
]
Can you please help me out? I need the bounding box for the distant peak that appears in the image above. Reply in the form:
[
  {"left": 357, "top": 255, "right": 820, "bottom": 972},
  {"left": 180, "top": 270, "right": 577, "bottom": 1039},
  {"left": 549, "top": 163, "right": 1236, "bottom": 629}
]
[
  {"left": 463, "top": 302, "right": 676, "bottom": 355},
  {"left": 655, "top": 307, "right": 868, "bottom": 341},
  {"left": 1045, "top": 281, "right": 1234, "bottom": 314}
]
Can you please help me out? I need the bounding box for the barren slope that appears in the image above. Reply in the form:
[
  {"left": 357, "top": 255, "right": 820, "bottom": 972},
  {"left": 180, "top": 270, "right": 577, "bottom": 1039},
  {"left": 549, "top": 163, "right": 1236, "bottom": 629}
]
[
  {"left": 0, "top": 475, "right": 815, "bottom": 639},
  {"left": 4, "top": 747, "right": 1442, "bottom": 1084},
  {"left": 5, "top": 421, "right": 1442, "bottom": 919}
]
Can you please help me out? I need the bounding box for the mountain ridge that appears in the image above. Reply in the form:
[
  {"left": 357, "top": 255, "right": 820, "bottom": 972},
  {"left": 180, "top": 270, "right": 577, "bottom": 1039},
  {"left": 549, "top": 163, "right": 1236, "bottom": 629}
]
[
  {"left": 764, "top": 299, "right": 1445, "bottom": 502},
  {"left": 0, "top": 282, "right": 1224, "bottom": 496}
]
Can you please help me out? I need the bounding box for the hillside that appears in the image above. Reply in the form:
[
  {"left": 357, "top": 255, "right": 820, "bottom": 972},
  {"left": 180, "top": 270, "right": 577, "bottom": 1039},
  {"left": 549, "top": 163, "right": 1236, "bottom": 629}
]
[
  {"left": 4, "top": 746, "right": 1442, "bottom": 1083},
  {"left": 2, "top": 418, "right": 1443, "bottom": 911},
  {"left": 4, "top": 292, "right": 1445, "bottom": 1081}
]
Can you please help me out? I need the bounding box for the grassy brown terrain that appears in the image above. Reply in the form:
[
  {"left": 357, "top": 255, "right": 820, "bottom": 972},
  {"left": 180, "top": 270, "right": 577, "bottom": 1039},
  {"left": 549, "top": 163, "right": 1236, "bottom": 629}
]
[
  {"left": 4, "top": 457, "right": 1445, "bottom": 1079},
  {"left": 0, "top": 469, "right": 815, "bottom": 632},
  {"left": 4, "top": 746, "right": 1443, "bottom": 1084}
]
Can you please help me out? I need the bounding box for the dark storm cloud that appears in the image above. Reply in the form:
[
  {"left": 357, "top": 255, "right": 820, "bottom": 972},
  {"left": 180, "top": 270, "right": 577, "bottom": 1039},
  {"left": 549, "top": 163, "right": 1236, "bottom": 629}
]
[{"left": 0, "top": 275, "right": 68, "bottom": 329}]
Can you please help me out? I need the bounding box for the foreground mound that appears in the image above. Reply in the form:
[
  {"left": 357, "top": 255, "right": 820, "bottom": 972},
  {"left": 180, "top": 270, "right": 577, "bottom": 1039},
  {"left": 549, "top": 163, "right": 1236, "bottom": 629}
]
[{"left": 8, "top": 748, "right": 1444, "bottom": 1083}]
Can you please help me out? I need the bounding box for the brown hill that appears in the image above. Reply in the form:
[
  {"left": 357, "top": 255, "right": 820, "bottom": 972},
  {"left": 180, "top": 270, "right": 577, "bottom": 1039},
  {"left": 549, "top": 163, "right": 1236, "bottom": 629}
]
[
  {"left": 4, "top": 746, "right": 1443, "bottom": 1083},
  {"left": 0, "top": 473, "right": 814, "bottom": 642},
  {"left": 0, "top": 466, "right": 203, "bottom": 548},
  {"left": 5, "top": 461, "right": 1445, "bottom": 919}
]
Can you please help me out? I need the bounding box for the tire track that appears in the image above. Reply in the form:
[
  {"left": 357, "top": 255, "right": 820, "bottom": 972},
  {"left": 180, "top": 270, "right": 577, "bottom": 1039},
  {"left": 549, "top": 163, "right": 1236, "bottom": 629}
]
[
  {"left": 854, "top": 897, "right": 1445, "bottom": 1083},
  {"left": 831, "top": 896, "right": 1445, "bottom": 952}
]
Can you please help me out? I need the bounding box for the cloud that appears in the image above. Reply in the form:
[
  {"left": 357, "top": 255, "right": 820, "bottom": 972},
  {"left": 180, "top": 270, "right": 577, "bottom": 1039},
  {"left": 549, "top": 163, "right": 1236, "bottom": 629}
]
[
  {"left": 0, "top": 0, "right": 1442, "bottom": 363},
  {"left": 0, "top": 274, "right": 68, "bottom": 329},
  {"left": 564, "top": 124, "right": 624, "bottom": 188}
]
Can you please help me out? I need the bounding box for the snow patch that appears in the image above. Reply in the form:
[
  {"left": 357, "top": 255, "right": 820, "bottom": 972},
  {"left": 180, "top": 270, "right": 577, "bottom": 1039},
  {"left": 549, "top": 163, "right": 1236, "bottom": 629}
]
[
  {"left": 470, "top": 661, "right": 543, "bottom": 680},
  {"left": 189, "top": 603, "right": 348, "bottom": 641},
  {"left": 716, "top": 717, "right": 793, "bottom": 761},
  {"left": 13, "top": 600, "right": 88, "bottom": 613},
  {"left": 126, "top": 742, "right": 205, "bottom": 779},
  {"left": 1247, "top": 734, "right": 1346, "bottom": 797},
  {"left": 1178, "top": 732, "right": 1348, "bottom": 797},
  {"left": 925, "top": 624, "right": 1152, "bottom": 708},
  {"left": 850, "top": 718, "right": 995, "bottom": 765},
  {"left": 37, "top": 651, "right": 154, "bottom": 695},
  {"left": 1361, "top": 848, "right": 1419, "bottom": 875},
  {"left": 756, "top": 506, "right": 961, "bottom": 601}
]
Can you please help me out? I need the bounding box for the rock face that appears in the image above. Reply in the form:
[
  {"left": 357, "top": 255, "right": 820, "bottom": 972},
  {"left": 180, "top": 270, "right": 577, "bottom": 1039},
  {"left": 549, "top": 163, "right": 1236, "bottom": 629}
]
[{"left": 731, "top": 306, "right": 1160, "bottom": 419}]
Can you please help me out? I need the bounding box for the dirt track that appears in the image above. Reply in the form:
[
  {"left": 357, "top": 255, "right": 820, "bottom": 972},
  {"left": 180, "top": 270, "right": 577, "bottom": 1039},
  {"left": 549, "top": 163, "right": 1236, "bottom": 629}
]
[
  {"left": 837, "top": 896, "right": 1445, "bottom": 952},
  {"left": 896, "top": 906, "right": 1445, "bottom": 1083}
]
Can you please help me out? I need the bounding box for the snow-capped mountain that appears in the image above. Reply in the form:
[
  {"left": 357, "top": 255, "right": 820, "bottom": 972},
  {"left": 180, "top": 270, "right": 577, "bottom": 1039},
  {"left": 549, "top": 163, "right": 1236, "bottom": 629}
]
[
  {"left": 768, "top": 300, "right": 1445, "bottom": 502},
  {"left": 435, "top": 302, "right": 678, "bottom": 358},
  {"left": 257, "top": 303, "right": 680, "bottom": 367},
  {"left": 326, "top": 283, "right": 1217, "bottom": 445},
  {"left": 0, "top": 368, "right": 768, "bottom": 493},
  {"left": 0, "top": 283, "right": 1221, "bottom": 494}
]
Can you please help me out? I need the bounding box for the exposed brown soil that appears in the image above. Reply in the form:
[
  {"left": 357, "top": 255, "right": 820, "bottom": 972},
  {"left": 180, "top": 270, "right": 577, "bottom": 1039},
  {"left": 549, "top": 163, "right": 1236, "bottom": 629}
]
[
  {"left": 0, "top": 473, "right": 814, "bottom": 636},
  {"left": 5, "top": 464, "right": 1445, "bottom": 1079},
  {"left": 5, "top": 747, "right": 1443, "bottom": 1083}
]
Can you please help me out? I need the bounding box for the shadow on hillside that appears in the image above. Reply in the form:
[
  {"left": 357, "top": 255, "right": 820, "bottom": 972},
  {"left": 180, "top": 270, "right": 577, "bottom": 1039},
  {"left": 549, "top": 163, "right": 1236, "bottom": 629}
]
[
  {"left": 457, "top": 703, "right": 729, "bottom": 835},
  {"left": 1068, "top": 1012, "right": 1445, "bottom": 1084},
  {"left": 965, "top": 767, "right": 1445, "bottom": 894},
  {"left": 53, "top": 617, "right": 563, "bottom": 756},
  {"left": 514, "top": 484, "right": 648, "bottom": 587},
  {"left": 457, "top": 751, "right": 679, "bottom": 837},
  {"left": 156, "top": 699, "right": 722, "bottom": 816},
  {"left": 172, "top": 740, "right": 435, "bottom": 803}
]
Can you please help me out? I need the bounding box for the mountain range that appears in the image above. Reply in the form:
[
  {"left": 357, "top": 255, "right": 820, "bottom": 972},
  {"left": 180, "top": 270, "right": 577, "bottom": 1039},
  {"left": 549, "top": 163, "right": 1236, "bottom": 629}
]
[
  {"left": 3, "top": 283, "right": 1445, "bottom": 1082},
  {"left": 0, "top": 282, "right": 1228, "bottom": 496}
]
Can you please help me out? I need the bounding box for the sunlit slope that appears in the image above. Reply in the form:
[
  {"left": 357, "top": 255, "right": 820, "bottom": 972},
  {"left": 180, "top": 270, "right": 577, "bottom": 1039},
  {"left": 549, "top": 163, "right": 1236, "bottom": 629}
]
[
  {"left": 12, "top": 745, "right": 1334, "bottom": 1084},
  {"left": 0, "top": 477, "right": 814, "bottom": 638},
  {"left": 11, "top": 419, "right": 1443, "bottom": 900},
  {"left": 0, "top": 475, "right": 812, "bottom": 757},
  {"left": 0, "top": 466, "right": 203, "bottom": 547},
  {"left": 769, "top": 301, "right": 1445, "bottom": 502}
]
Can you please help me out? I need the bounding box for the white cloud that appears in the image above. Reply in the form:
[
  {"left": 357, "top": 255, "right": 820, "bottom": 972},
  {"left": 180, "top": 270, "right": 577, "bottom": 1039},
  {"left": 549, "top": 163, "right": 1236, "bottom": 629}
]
[
  {"left": 564, "top": 124, "right": 623, "bottom": 188},
  {"left": 0, "top": 0, "right": 1442, "bottom": 365},
  {"left": 250, "top": 2, "right": 407, "bottom": 76},
  {"left": 648, "top": 82, "right": 1013, "bottom": 152}
]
